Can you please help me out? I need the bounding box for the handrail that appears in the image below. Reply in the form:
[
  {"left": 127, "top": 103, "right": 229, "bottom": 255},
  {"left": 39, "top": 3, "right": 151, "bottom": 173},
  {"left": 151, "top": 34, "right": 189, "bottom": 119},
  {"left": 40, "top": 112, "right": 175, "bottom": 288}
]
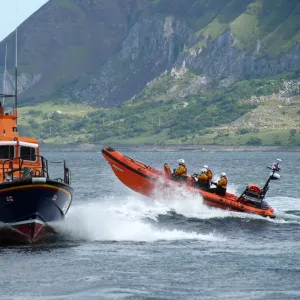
[{"left": 0, "top": 155, "right": 71, "bottom": 185}]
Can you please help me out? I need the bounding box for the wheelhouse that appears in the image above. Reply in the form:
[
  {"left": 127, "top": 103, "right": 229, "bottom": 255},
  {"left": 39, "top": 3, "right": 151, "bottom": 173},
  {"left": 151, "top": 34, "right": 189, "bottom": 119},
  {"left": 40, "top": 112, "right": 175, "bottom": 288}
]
[
  {"left": 0, "top": 139, "right": 42, "bottom": 182},
  {"left": 0, "top": 140, "right": 39, "bottom": 161}
]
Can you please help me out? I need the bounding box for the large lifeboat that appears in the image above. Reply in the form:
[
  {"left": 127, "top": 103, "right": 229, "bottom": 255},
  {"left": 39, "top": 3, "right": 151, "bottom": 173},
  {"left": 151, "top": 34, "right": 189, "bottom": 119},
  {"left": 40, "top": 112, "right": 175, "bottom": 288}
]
[
  {"left": 102, "top": 147, "right": 280, "bottom": 218},
  {"left": 0, "top": 31, "right": 74, "bottom": 244}
]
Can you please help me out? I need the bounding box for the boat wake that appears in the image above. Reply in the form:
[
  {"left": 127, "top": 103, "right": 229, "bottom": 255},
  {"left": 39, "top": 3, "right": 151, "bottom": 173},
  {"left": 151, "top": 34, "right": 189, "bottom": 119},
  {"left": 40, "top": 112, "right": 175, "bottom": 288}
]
[
  {"left": 52, "top": 194, "right": 226, "bottom": 243},
  {"left": 273, "top": 210, "right": 300, "bottom": 223},
  {"left": 50, "top": 186, "right": 300, "bottom": 243},
  {"left": 267, "top": 195, "right": 300, "bottom": 222}
]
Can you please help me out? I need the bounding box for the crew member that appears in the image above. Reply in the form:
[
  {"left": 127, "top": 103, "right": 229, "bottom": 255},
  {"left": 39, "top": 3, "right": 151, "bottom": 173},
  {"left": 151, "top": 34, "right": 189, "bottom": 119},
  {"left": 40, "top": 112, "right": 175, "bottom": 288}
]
[
  {"left": 203, "top": 164, "right": 213, "bottom": 184},
  {"left": 196, "top": 167, "right": 210, "bottom": 190},
  {"left": 209, "top": 172, "right": 228, "bottom": 196},
  {"left": 173, "top": 159, "right": 187, "bottom": 182}
]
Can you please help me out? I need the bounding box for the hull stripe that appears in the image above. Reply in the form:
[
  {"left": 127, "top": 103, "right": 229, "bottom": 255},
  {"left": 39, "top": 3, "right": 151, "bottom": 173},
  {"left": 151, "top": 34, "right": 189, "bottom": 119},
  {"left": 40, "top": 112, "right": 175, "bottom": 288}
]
[
  {"left": 0, "top": 184, "right": 72, "bottom": 198},
  {"left": 5, "top": 219, "right": 46, "bottom": 226}
]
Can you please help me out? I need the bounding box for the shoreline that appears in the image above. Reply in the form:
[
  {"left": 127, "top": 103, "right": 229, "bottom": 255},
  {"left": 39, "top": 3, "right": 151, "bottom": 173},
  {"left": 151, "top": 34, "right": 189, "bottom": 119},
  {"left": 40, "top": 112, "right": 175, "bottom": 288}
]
[{"left": 40, "top": 143, "right": 300, "bottom": 152}]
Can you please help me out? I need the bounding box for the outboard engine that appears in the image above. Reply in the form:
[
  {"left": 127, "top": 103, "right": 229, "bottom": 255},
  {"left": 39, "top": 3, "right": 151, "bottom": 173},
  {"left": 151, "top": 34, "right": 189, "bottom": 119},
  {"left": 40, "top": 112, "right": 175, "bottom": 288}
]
[{"left": 238, "top": 159, "right": 282, "bottom": 209}]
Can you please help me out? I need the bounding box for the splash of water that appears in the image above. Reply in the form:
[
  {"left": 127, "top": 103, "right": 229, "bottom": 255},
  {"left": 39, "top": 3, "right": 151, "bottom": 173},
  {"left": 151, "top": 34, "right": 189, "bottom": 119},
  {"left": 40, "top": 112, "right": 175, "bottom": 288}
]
[
  {"left": 52, "top": 182, "right": 299, "bottom": 243},
  {"left": 52, "top": 194, "right": 226, "bottom": 243},
  {"left": 151, "top": 177, "right": 240, "bottom": 219},
  {"left": 150, "top": 179, "right": 300, "bottom": 224}
]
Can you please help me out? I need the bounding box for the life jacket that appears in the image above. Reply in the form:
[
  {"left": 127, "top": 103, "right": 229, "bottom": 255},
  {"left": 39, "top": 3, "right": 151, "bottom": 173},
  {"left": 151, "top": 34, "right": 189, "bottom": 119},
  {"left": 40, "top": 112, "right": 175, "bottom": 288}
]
[
  {"left": 207, "top": 168, "right": 213, "bottom": 181},
  {"left": 197, "top": 172, "right": 209, "bottom": 183},
  {"left": 175, "top": 164, "right": 187, "bottom": 177},
  {"left": 163, "top": 163, "right": 172, "bottom": 177},
  {"left": 217, "top": 177, "right": 228, "bottom": 189}
]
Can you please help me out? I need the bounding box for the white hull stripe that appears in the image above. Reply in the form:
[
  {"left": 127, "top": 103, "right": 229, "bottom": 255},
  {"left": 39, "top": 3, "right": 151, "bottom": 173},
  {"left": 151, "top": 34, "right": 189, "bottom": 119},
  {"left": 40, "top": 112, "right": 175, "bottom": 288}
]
[
  {"left": 5, "top": 219, "right": 47, "bottom": 227},
  {"left": 112, "top": 164, "right": 123, "bottom": 172}
]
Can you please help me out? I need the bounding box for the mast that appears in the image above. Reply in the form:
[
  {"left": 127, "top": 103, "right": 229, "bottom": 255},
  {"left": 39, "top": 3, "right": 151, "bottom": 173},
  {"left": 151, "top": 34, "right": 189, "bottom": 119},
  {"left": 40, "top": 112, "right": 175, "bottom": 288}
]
[
  {"left": 15, "top": 27, "right": 18, "bottom": 123},
  {"left": 0, "top": 28, "right": 18, "bottom": 113},
  {"left": 2, "top": 43, "right": 8, "bottom": 105}
]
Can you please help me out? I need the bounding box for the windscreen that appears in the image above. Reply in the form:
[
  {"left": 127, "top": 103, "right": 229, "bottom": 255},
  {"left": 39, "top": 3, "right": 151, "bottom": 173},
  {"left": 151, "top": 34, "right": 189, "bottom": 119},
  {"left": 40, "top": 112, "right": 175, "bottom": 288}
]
[
  {"left": 20, "top": 146, "right": 36, "bottom": 161},
  {"left": 0, "top": 145, "right": 14, "bottom": 159}
]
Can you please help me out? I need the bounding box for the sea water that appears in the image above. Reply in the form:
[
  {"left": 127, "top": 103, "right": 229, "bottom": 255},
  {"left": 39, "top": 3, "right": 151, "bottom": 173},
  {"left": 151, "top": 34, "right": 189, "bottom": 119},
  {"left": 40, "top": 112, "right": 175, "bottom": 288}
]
[{"left": 0, "top": 150, "right": 300, "bottom": 300}]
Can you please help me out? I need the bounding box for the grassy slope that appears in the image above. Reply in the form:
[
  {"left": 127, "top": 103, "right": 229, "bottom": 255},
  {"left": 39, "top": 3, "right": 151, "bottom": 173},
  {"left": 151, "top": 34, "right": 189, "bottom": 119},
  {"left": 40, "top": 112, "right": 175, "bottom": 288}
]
[
  {"left": 182, "top": 0, "right": 300, "bottom": 56},
  {"left": 18, "top": 102, "right": 93, "bottom": 125},
  {"left": 230, "top": 0, "right": 300, "bottom": 55},
  {"left": 17, "top": 101, "right": 96, "bottom": 144},
  {"left": 188, "top": 96, "right": 300, "bottom": 146},
  {"left": 17, "top": 76, "right": 300, "bottom": 147}
]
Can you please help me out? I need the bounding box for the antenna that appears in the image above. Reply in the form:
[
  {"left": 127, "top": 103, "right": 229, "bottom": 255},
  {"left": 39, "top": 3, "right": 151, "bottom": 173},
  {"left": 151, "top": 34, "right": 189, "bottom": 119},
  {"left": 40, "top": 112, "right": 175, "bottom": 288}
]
[
  {"left": 15, "top": 27, "right": 18, "bottom": 119},
  {"left": 0, "top": 30, "right": 18, "bottom": 107},
  {"left": 2, "top": 43, "right": 8, "bottom": 105}
]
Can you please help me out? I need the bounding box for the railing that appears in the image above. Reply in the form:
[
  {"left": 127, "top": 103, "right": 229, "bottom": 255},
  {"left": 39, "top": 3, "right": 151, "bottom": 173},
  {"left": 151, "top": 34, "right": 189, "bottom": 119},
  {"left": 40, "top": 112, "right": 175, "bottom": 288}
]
[
  {"left": 1, "top": 155, "right": 71, "bottom": 185},
  {"left": 49, "top": 159, "right": 71, "bottom": 185}
]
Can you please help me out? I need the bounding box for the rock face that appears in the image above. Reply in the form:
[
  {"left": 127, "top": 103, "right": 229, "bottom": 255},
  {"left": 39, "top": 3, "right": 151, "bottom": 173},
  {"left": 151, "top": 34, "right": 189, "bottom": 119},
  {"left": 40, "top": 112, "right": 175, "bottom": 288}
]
[
  {"left": 176, "top": 31, "right": 300, "bottom": 83},
  {"left": 0, "top": 72, "right": 40, "bottom": 95},
  {"left": 0, "top": 0, "right": 299, "bottom": 107},
  {"left": 71, "top": 16, "right": 192, "bottom": 106}
]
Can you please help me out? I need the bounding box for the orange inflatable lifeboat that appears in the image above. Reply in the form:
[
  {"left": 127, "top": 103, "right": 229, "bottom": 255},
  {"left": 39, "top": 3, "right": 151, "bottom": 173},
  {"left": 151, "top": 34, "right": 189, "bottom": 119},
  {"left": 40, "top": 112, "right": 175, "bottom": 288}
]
[{"left": 102, "top": 147, "right": 279, "bottom": 218}]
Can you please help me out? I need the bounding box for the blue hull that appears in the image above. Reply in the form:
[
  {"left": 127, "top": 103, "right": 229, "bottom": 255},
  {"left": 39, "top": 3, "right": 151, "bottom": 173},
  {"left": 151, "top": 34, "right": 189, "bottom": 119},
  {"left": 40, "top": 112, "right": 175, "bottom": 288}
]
[{"left": 0, "top": 179, "right": 73, "bottom": 244}]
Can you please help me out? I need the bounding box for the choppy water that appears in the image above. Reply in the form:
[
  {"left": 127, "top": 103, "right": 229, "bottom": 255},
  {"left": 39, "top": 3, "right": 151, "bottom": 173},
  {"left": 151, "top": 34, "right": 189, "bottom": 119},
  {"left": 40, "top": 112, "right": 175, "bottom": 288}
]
[{"left": 1, "top": 150, "right": 300, "bottom": 300}]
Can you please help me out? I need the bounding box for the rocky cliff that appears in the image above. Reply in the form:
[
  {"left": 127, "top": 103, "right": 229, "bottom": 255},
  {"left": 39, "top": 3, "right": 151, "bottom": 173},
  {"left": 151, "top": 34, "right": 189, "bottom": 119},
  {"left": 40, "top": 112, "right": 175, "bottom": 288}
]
[{"left": 0, "top": 0, "right": 300, "bottom": 107}]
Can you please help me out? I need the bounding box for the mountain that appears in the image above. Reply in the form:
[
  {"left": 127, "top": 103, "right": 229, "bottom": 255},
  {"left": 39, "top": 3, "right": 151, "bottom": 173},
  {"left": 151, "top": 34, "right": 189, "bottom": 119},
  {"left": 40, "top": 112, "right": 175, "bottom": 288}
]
[{"left": 0, "top": 0, "right": 300, "bottom": 108}]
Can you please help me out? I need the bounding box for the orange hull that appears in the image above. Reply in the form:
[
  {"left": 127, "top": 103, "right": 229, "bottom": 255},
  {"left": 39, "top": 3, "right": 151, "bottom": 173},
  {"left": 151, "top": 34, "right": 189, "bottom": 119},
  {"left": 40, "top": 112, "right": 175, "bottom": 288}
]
[{"left": 102, "top": 147, "right": 275, "bottom": 218}]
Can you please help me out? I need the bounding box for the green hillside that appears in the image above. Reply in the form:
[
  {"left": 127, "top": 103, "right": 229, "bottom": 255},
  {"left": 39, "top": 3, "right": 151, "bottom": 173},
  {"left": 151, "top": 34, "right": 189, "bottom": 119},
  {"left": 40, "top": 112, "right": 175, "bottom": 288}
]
[
  {"left": 18, "top": 69, "right": 300, "bottom": 147},
  {"left": 174, "top": 0, "right": 300, "bottom": 57},
  {"left": 2, "top": 0, "right": 300, "bottom": 147}
]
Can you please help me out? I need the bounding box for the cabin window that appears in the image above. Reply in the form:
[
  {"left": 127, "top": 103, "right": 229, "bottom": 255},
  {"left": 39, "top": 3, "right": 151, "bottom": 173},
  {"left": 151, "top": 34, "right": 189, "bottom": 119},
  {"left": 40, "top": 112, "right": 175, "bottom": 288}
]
[
  {"left": 20, "top": 146, "right": 36, "bottom": 161},
  {"left": 0, "top": 145, "right": 14, "bottom": 159}
]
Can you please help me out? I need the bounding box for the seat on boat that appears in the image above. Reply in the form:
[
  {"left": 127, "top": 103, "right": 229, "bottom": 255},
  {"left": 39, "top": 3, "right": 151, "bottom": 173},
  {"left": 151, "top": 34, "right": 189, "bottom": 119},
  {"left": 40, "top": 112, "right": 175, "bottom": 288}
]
[
  {"left": 186, "top": 176, "right": 196, "bottom": 186},
  {"left": 163, "top": 163, "right": 172, "bottom": 178},
  {"left": 196, "top": 181, "right": 210, "bottom": 191},
  {"left": 172, "top": 175, "right": 188, "bottom": 183}
]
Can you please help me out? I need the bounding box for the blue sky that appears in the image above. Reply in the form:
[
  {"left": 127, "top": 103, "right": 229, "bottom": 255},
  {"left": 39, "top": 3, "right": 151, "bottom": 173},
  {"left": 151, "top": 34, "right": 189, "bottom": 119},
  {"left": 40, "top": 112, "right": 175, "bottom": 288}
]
[{"left": 0, "top": 0, "right": 49, "bottom": 42}]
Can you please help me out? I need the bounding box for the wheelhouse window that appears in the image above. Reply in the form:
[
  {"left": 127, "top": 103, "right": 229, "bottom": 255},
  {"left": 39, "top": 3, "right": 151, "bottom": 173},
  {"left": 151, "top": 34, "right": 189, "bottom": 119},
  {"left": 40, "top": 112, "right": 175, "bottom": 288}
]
[
  {"left": 20, "top": 146, "right": 36, "bottom": 161},
  {"left": 0, "top": 145, "right": 14, "bottom": 159}
]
